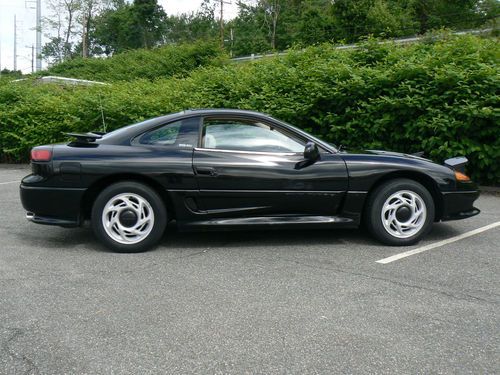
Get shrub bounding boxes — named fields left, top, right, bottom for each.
left=38, top=41, right=225, bottom=82
left=0, top=35, right=498, bottom=184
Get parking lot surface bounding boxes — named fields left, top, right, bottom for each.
left=1, top=165, right=499, bottom=374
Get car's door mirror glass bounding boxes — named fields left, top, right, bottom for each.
left=304, top=142, right=320, bottom=160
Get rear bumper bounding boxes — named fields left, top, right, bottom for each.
left=441, top=190, right=480, bottom=221
left=20, top=184, right=85, bottom=227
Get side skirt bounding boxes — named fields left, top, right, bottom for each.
left=177, top=215, right=358, bottom=232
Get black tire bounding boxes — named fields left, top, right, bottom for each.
left=91, top=181, right=167, bottom=253
left=364, top=178, right=435, bottom=246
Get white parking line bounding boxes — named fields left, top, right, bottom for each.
left=0, top=180, right=19, bottom=185
left=376, top=221, right=500, bottom=264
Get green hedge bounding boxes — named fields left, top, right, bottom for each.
left=38, top=41, right=225, bottom=82
left=0, top=35, right=498, bottom=184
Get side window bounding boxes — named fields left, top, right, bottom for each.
left=134, top=118, right=198, bottom=148
left=138, top=121, right=182, bottom=145
left=202, top=119, right=305, bottom=153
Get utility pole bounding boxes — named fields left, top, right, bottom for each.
left=14, top=15, right=17, bottom=71
left=36, top=0, right=42, bottom=71
left=31, top=44, right=35, bottom=73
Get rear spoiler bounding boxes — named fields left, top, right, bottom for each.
left=444, top=156, right=468, bottom=173
left=65, top=132, right=103, bottom=143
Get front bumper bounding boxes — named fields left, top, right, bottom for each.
left=441, top=190, right=480, bottom=221
left=20, top=183, right=85, bottom=227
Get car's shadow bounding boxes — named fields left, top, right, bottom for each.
left=16, top=222, right=372, bottom=252
left=15, top=220, right=463, bottom=253
left=420, top=222, right=463, bottom=240
left=160, top=223, right=370, bottom=249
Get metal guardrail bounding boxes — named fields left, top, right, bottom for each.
left=231, top=28, right=494, bottom=62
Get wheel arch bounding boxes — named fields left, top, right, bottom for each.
left=364, top=170, right=444, bottom=221
left=81, top=174, right=175, bottom=221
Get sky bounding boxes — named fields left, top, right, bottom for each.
left=0, top=0, right=239, bottom=73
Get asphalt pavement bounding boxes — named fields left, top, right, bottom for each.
left=0, top=165, right=499, bottom=374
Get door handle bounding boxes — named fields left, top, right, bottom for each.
left=195, top=166, right=218, bottom=177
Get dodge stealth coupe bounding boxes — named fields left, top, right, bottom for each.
left=20, top=109, right=480, bottom=252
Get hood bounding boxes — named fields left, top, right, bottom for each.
left=339, top=148, right=432, bottom=162
left=364, top=149, right=432, bottom=162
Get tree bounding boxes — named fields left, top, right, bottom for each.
left=133, top=0, right=168, bottom=48
left=92, top=3, right=138, bottom=53
left=366, top=0, right=418, bottom=37
left=42, top=0, right=496, bottom=63
left=409, top=0, right=485, bottom=32
left=42, top=0, right=110, bottom=62
left=80, top=0, right=100, bottom=57
left=295, top=0, right=336, bottom=45
left=92, top=0, right=167, bottom=53
left=262, top=0, right=282, bottom=49
left=164, top=3, right=218, bottom=44
left=42, top=0, right=80, bottom=63
left=229, top=1, right=269, bottom=55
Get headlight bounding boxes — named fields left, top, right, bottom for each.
left=455, top=170, right=471, bottom=182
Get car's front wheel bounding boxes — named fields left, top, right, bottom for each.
left=365, top=178, right=435, bottom=246
left=91, top=181, right=167, bottom=252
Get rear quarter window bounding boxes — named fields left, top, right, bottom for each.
left=132, top=118, right=199, bottom=149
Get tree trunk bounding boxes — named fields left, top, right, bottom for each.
left=82, top=8, right=91, bottom=57
left=82, top=13, right=88, bottom=57
left=65, top=10, right=72, bottom=45
left=271, top=0, right=280, bottom=50
left=271, top=14, right=277, bottom=49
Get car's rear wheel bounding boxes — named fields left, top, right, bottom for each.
left=91, top=181, right=166, bottom=252
left=365, top=178, right=435, bottom=246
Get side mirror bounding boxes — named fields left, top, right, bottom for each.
left=304, top=141, right=319, bottom=161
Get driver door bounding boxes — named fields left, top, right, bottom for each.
left=192, top=116, right=348, bottom=217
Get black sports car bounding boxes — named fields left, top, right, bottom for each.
left=20, top=109, right=480, bottom=252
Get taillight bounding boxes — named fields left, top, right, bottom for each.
left=31, top=149, right=52, bottom=161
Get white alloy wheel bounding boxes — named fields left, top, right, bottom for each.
left=102, top=192, right=155, bottom=244
left=380, top=190, right=427, bottom=239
